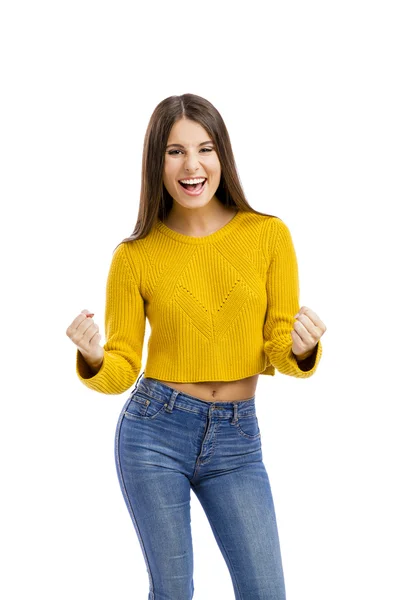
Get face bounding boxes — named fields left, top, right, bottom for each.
left=163, top=118, right=222, bottom=210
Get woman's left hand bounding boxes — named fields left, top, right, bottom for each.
left=291, top=306, right=327, bottom=360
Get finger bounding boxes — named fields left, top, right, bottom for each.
left=75, top=317, right=97, bottom=343
left=293, top=319, right=315, bottom=345
left=295, top=312, right=316, bottom=332
left=76, top=323, right=99, bottom=350
left=295, top=306, right=317, bottom=320
left=290, top=329, right=308, bottom=353
left=88, top=329, right=101, bottom=345
left=69, top=311, right=94, bottom=331
left=295, top=306, right=324, bottom=330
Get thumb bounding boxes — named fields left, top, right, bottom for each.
left=81, top=309, right=94, bottom=317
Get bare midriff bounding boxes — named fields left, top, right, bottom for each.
left=155, top=373, right=260, bottom=403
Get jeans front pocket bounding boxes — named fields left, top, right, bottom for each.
left=235, top=412, right=261, bottom=439
left=124, top=390, right=167, bottom=421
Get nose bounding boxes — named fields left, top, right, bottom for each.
left=184, top=153, right=200, bottom=173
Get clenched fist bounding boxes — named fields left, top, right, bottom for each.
left=291, top=306, right=327, bottom=360
left=66, top=309, right=104, bottom=369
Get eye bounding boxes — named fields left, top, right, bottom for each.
left=166, top=147, right=214, bottom=155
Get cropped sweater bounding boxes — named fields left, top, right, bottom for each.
left=76, top=209, right=323, bottom=394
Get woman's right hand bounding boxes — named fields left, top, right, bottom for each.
left=66, top=309, right=104, bottom=368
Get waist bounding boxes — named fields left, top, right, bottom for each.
left=153, top=374, right=260, bottom=403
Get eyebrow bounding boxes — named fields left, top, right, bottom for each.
left=166, top=140, right=214, bottom=149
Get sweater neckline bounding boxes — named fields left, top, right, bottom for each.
left=155, top=209, right=243, bottom=244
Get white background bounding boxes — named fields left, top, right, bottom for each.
left=1, top=1, right=399, bottom=598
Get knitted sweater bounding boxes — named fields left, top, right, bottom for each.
left=76, top=210, right=323, bottom=394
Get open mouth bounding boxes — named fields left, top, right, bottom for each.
left=178, top=179, right=207, bottom=192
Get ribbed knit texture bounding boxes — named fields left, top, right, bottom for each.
left=76, top=210, right=323, bottom=394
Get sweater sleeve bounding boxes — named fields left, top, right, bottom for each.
left=76, top=242, right=146, bottom=394
left=262, top=217, right=323, bottom=378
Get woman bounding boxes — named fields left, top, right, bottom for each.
left=67, top=93, right=326, bottom=599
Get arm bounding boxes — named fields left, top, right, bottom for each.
left=262, top=217, right=322, bottom=378
left=76, top=242, right=146, bottom=394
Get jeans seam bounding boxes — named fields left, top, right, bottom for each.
left=199, top=420, right=221, bottom=466
left=114, top=404, right=155, bottom=598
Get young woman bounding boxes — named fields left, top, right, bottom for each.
left=67, top=93, right=326, bottom=599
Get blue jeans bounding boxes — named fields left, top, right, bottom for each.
left=114, top=372, right=286, bottom=599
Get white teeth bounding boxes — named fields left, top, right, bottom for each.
left=179, top=178, right=206, bottom=184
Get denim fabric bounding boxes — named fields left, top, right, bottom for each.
left=114, top=372, right=286, bottom=599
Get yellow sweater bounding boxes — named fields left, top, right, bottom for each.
left=76, top=210, right=323, bottom=394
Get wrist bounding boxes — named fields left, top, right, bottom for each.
left=293, top=345, right=317, bottom=361
left=79, top=349, right=104, bottom=370
left=295, top=353, right=312, bottom=361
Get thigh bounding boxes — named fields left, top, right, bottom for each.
left=115, top=393, right=195, bottom=599
left=192, top=459, right=286, bottom=600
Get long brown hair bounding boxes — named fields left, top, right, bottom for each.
left=115, top=93, right=277, bottom=250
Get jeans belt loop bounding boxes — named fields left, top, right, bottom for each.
left=232, top=403, right=238, bottom=424
left=165, top=389, right=179, bottom=413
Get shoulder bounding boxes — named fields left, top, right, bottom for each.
left=257, top=213, right=293, bottom=236
left=255, top=214, right=296, bottom=259
left=109, top=239, right=147, bottom=283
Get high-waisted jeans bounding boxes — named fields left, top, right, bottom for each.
left=114, top=372, right=286, bottom=600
